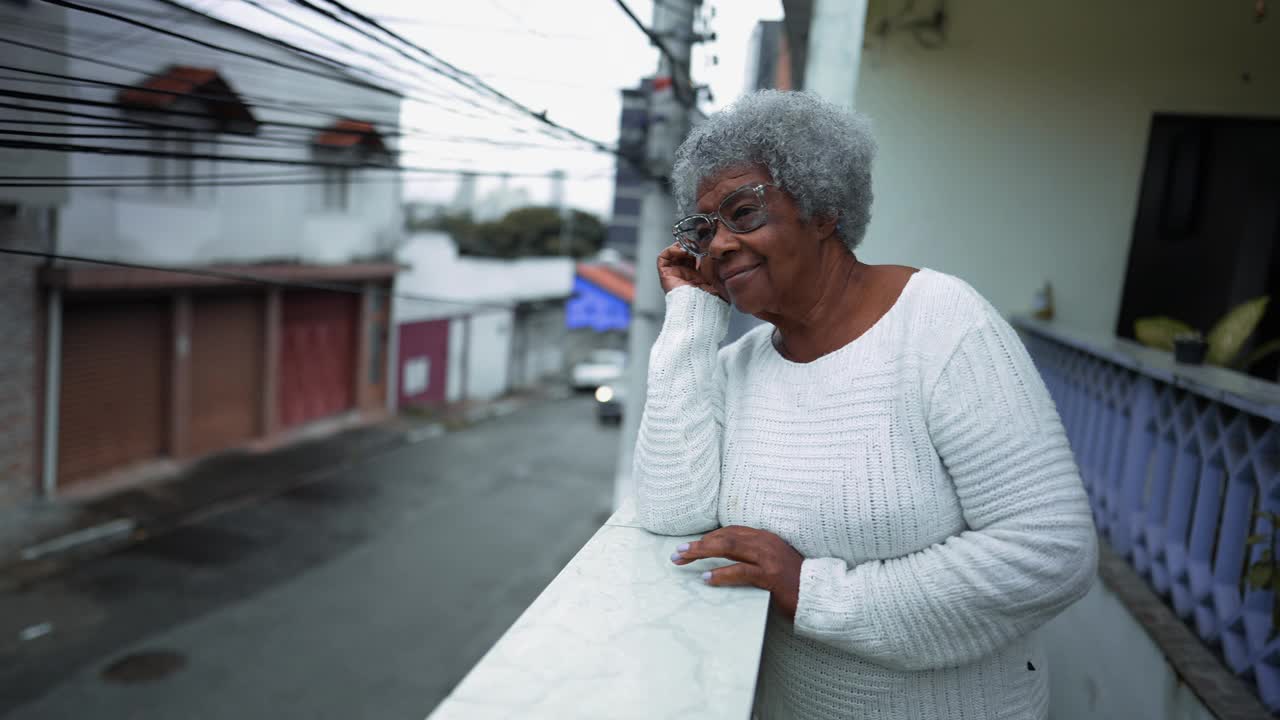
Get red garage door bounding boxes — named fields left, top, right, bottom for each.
left=397, top=318, right=449, bottom=407
left=277, top=291, right=357, bottom=429
left=189, top=294, right=264, bottom=456
left=58, top=299, right=170, bottom=485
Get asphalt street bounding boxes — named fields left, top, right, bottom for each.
left=0, top=395, right=619, bottom=720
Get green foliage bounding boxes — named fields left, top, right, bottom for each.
left=406, top=205, right=605, bottom=259
left=1245, top=511, right=1280, bottom=636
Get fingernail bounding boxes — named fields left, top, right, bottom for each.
left=676, top=543, right=690, bottom=552
left=701, top=571, right=712, bottom=583
left=669, top=552, right=683, bottom=563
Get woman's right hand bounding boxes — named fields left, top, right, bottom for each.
left=658, top=243, right=726, bottom=301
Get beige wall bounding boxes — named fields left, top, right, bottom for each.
left=852, top=0, right=1280, bottom=335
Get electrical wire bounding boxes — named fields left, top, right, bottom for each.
left=35, top=0, right=398, bottom=97
left=9, top=4, right=637, bottom=166
left=228, top=0, right=538, bottom=129
left=0, top=246, right=527, bottom=312
left=611, top=0, right=698, bottom=108
left=0, top=65, right=609, bottom=152
left=298, top=0, right=627, bottom=160
left=0, top=136, right=613, bottom=178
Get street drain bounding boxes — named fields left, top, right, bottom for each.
left=100, top=650, right=186, bottom=684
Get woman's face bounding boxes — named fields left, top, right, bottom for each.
left=694, top=166, right=832, bottom=317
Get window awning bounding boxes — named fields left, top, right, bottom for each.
left=312, top=119, right=392, bottom=165
left=115, top=65, right=259, bottom=135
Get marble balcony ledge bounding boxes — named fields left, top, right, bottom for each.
left=1013, top=315, right=1280, bottom=423
left=426, top=501, right=771, bottom=720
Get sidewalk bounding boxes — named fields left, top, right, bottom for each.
left=0, top=384, right=571, bottom=591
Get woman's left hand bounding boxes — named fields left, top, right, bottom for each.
left=670, top=525, right=805, bottom=620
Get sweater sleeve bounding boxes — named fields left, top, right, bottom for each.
left=793, top=308, right=1098, bottom=672
left=633, top=286, right=732, bottom=536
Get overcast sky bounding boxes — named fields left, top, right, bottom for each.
left=215, top=0, right=784, bottom=217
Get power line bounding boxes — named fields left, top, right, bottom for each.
left=0, top=246, right=525, bottom=313
left=0, top=33, right=413, bottom=124
left=230, top=0, right=538, bottom=130
left=611, top=0, right=698, bottom=108
left=147, top=0, right=600, bottom=148
left=302, top=0, right=627, bottom=159
left=35, top=0, right=399, bottom=97
left=0, top=65, right=607, bottom=153
left=0, top=136, right=607, bottom=178
left=0, top=12, right=614, bottom=151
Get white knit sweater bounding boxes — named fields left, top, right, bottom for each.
left=633, top=269, right=1097, bottom=720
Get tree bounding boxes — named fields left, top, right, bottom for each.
left=408, top=205, right=605, bottom=259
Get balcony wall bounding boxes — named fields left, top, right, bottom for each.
left=1018, top=316, right=1279, bottom=718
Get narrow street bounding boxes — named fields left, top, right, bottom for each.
left=0, top=396, right=619, bottom=720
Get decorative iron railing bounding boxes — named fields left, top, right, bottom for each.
left=1016, top=317, right=1280, bottom=710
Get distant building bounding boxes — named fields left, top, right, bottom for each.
left=394, top=232, right=574, bottom=409
left=604, top=82, right=650, bottom=260
left=564, top=260, right=634, bottom=369
left=745, top=20, right=795, bottom=92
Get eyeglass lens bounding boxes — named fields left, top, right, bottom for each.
left=674, top=185, right=766, bottom=252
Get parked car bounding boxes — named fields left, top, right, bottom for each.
left=594, top=383, right=625, bottom=425
left=571, top=349, right=627, bottom=391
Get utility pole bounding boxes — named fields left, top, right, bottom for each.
left=550, top=169, right=572, bottom=255
left=612, top=0, right=700, bottom=510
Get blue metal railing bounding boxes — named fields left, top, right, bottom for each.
left=1021, top=328, right=1280, bottom=710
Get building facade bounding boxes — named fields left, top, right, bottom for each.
left=0, top=0, right=403, bottom=502
left=394, top=231, right=573, bottom=409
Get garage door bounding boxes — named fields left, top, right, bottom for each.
left=189, top=294, right=263, bottom=457
left=58, top=299, right=170, bottom=485
left=277, top=291, right=357, bottom=429
left=397, top=318, right=449, bottom=407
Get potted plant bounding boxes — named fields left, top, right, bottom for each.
left=1136, top=296, right=1278, bottom=372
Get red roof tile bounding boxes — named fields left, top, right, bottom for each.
left=313, top=119, right=387, bottom=154
left=577, top=263, right=635, bottom=303
left=116, top=66, right=220, bottom=110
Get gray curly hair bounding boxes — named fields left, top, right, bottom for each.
left=671, top=90, right=876, bottom=251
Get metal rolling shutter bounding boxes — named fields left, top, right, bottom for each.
left=277, top=291, right=357, bottom=429
left=58, top=299, right=170, bottom=486
left=189, top=294, right=264, bottom=457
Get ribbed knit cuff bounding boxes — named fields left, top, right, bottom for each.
left=794, top=557, right=879, bottom=653
left=662, top=286, right=731, bottom=346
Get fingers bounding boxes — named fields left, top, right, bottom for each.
left=669, top=526, right=758, bottom=565
left=702, top=562, right=764, bottom=588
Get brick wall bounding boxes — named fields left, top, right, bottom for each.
left=0, top=208, right=47, bottom=507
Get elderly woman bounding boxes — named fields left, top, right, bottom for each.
left=633, top=90, right=1097, bottom=719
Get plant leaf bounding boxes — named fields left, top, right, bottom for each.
left=1262, top=549, right=1274, bottom=563
left=1241, top=338, right=1280, bottom=371
left=1135, top=316, right=1196, bottom=352
left=1207, top=296, right=1270, bottom=366
left=1247, top=534, right=1270, bottom=545
left=1249, top=562, right=1274, bottom=588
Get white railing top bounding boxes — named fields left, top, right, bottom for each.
left=1013, top=315, right=1280, bottom=423
left=426, top=501, right=771, bottom=720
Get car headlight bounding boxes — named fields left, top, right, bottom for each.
left=595, top=385, right=614, bottom=403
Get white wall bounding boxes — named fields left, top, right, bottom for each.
left=847, top=0, right=1280, bottom=335
left=395, top=231, right=573, bottom=323
left=393, top=231, right=572, bottom=403
left=1043, top=576, right=1214, bottom=720
left=43, top=0, right=402, bottom=265
left=464, top=310, right=513, bottom=402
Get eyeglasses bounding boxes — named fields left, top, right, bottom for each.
left=671, top=183, right=774, bottom=258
